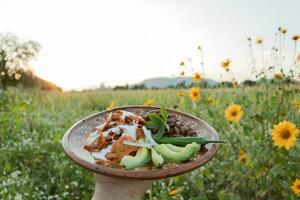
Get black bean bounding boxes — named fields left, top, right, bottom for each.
left=169, top=123, right=175, bottom=127
left=168, top=118, right=176, bottom=123
left=174, top=127, right=180, bottom=135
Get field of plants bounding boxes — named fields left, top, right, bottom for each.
left=0, top=83, right=299, bottom=199
left=1, top=27, right=300, bottom=199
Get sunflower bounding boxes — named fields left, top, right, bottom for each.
left=292, top=35, right=300, bottom=41
left=177, top=90, right=184, bottom=98
left=280, top=28, right=287, bottom=34
left=225, top=104, right=243, bottom=123
left=192, top=72, right=202, bottom=81
left=271, top=120, right=299, bottom=150
left=180, top=71, right=185, bottom=76
left=221, top=59, right=231, bottom=71
left=180, top=61, right=185, bottom=66
left=107, top=102, right=115, bottom=110
left=274, top=73, right=283, bottom=79
left=207, top=96, right=214, bottom=104
left=144, top=99, right=155, bottom=107
left=291, top=179, right=300, bottom=195
left=189, top=87, right=201, bottom=102
left=239, top=149, right=247, bottom=162
left=256, top=39, right=263, bottom=44
left=290, top=100, right=300, bottom=110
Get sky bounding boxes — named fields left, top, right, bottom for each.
left=0, top=0, right=299, bottom=90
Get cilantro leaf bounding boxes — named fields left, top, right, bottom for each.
left=156, top=124, right=166, bottom=140
left=145, top=121, right=159, bottom=129
left=160, top=105, right=168, bottom=122
left=148, top=113, right=165, bottom=126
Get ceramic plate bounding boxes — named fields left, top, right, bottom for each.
left=62, top=106, right=220, bottom=180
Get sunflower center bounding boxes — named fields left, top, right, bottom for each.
left=231, top=110, right=237, bottom=116
left=297, top=184, right=300, bottom=190
left=193, top=92, right=198, bottom=96
left=280, top=130, right=290, bottom=139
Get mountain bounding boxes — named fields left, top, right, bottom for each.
left=137, top=77, right=218, bottom=88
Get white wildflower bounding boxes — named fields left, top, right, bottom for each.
left=14, top=193, right=22, bottom=200
left=10, top=171, right=21, bottom=179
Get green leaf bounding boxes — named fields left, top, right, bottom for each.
left=160, top=105, right=168, bottom=122
left=156, top=124, right=166, bottom=139
left=148, top=113, right=165, bottom=126
left=145, top=121, right=159, bottom=129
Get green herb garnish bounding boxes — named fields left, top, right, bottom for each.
left=145, top=105, right=168, bottom=140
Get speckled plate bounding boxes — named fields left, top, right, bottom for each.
left=62, top=106, right=220, bottom=180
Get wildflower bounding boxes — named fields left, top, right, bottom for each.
left=225, top=104, right=243, bottom=123
left=290, top=100, right=300, bottom=110
left=292, top=35, right=300, bottom=41
left=207, top=96, right=214, bottom=104
left=291, top=179, right=300, bottom=195
left=274, top=73, right=283, bottom=79
left=280, top=28, right=287, bottom=34
left=192, top=72, right=202, bottom=81
left=177, top=90, right=184, bottom=97
left=180, top=61, right=185, bottom=66
left=271, top=120, right=299, bottom=150
left=15, top=73, right=21, bottom=80
left=0, top=71, right=5, bottom=76
left=221, top=59, right=231, bottom=71
left=256, top=39, right=263, bottom=45
left=180, top=71, right=185, bottom=76
left=189, top=87, right=201, bottom=102
left=239, top=149, right=247, bottom=162
left=144, top=99, right=155, bottom=106
left=107, top=102, right=115, bottom=110
left=169, top=189, right=177, bottom=196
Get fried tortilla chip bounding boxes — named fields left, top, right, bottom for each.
left=111, top=110, right=124, bottom=121
left=136, top=127, right=145, bottom=140
left=84, top=132, right=106, bottom=152
left=106, top=135, right=139, bottom=163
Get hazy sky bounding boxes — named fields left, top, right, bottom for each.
left=1, top=0, right=299, bottom=90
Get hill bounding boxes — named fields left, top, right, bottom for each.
left=138, top=77, right=218, bottom=88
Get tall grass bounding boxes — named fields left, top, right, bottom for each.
left=0, top=84, right=299, bottom=199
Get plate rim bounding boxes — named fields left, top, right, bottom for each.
left=62, top=105, right=220, bottom=180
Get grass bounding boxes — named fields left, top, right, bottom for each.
left=0, top=85, right=299, bottom=199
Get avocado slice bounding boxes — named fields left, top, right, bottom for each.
left=120, top=147, right=151, bottom=170
left=154, top=142, right=200, bottom=162
left=165, top=144, right=185, bottom=152
left=151, top=148, right=164, bottom=167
